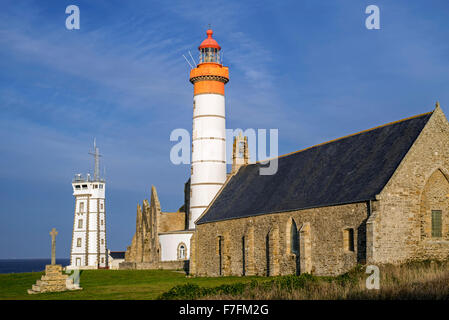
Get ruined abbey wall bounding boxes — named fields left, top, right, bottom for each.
left=123, top=186, right=186, bottom=269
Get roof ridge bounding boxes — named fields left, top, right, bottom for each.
left=253, top=110, right=433, bottom=165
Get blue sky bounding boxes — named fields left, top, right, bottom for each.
left=0, top=0, right=448, bottom=258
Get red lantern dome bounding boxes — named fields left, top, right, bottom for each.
left=198, top=29, right=221, bottom=50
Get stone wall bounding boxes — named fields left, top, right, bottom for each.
left=158, top=211, right=186, bottom=233
left=191, top=202, right=369, bottom=277
left=368, top=106, right=449, bottom=264
left=119, top=260, right=188, bottom=271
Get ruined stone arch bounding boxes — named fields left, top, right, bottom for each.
left=419, top=168, right=449, bottom=240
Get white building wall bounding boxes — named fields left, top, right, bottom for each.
left=159, top=233, right=192, bottom=262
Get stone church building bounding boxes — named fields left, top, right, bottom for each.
left=190, top=105, right=449, bottom=276
left=121, top=29, right=448, bottom=276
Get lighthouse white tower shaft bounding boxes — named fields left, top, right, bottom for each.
left=190, top=94, right=227, bottom=228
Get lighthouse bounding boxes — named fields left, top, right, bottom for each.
left=189, top=29, right=229, bottom=229
left=68, top=140, right=108, bottom=269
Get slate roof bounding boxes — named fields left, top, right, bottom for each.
left=109, top=251, right=126, bottom=259
left=197, top=111, right=433, bottom=224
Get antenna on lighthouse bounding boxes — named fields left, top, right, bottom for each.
left=88, top=138, right=102, bottom=181
left=188, top=50, right=197, bottom=66
left=182, top=54, right=194, bottom=69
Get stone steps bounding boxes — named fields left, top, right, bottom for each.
left=36, top=280, right=48, bottom=286
left=32, top=284, right=41, bottom=292
left=28, top=264, right=82, bottom=294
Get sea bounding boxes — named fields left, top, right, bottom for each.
left=0, top=259, right=70, bottom=274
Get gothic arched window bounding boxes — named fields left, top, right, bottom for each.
left=178, top=243, right=187, bottom=260
left=290, top=220, right=299, bottom=255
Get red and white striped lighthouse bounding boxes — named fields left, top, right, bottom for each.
left=189, top=29, right=229, bottom=229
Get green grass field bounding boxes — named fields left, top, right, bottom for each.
left=0, top=269, right=262, bottom=300
left=1, top=260, right=448, bottom=300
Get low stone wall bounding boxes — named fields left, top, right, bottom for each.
left=119, top=260, right=189, bottom=272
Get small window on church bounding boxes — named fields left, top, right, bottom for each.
left=79, top=202, right=84, bottom=213
left=343, top=228, right=354, bottom=252
left=77, top=238, right=82, bottom=247
left=99, top=184, right=103, bottom=189
left=101, top=219, right=104, bottom=226
left=101, top=257, right=104, bottom=263
left=78, top=219, right=83, bottom=229
left=191, top=166, right=194, bottom=175
left=75, top=185, right=81, bottom=189
left=432, top=210, right=442, bottom=238
left=101, top=203, right=104, bottom=210
left=82, top=184, right=88, bottom=189
left=101, top=239, right=104, bottom=245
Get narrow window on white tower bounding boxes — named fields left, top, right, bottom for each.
left=101, top=239, right=104, bottom=245
left=191, top=166, right=194, bottom=176
left=78, top=219, right=83, bottom=229
left=77, top=238, right=82, bottom=247
left=101, top=203, right=104, bottom=210
left=101, top=219, right=104, bottom=226
left=79, top=202, right=84, bottom=213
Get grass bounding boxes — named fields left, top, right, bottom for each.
left=196, top=260, right=449, bottom=300
left=1, top=260, right=448, bottom=300
left=0, top=269, right=262, bottom=300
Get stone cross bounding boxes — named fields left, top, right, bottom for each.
left=49, top=228, right=58, bottom=265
